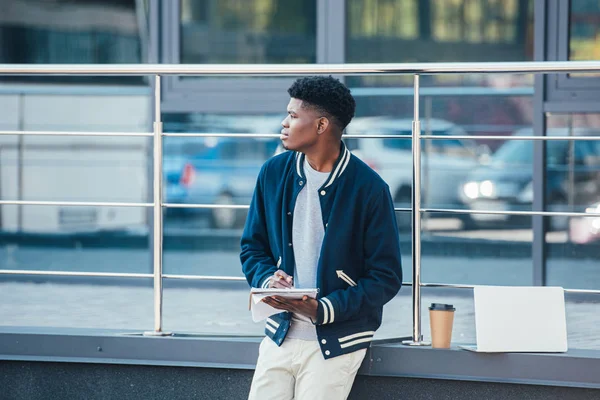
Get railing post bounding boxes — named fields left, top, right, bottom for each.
left=403, top=74, right=429, bottom=346
left=145, top=75, right=170, bottom=336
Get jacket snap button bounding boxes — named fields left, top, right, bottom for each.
left=299, top=181, right=304, bottom=186
left=321, top=339, right=327, bottom=345
left=320, top=190, right=326, bottom=195
left=325, top=350, right=331, bottom=356
left=288, top=243, right=293, bottom=247
left=287, top=212, right=292, bottom=216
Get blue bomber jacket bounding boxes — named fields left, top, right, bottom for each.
left=240, top=142, right=403, bottom=359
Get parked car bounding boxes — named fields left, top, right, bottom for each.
left=163, top=135, right=280, bottom=229
left=344, top=117, right=486, bottom=229
left=459, top=128, right=600, bottom=230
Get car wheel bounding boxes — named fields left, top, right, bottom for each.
left=211, top=193, right=238, bottom=229
left=394, top=189, right=412, bottom=231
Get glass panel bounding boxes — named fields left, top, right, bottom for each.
left=345, top=99, right=533, bottom=214
left=545, top=113, right=600, bottom=290
left=180, top=0, right=317, bottom=64
left=163, top=281, right=264, bottom=335
left=162, top=114, right=282, bottom=231
left=346, top=0, right=533, bottom=88
left=0, top=0, right=148, bottom=84
left=420, top=289, right=600, bottom=349
left=0, top=136, right=150, bottom=205
left=0, top=282, right=153, bottom=330
left=568, top=0, right=600, bottom=77
left=0, top=212, right=150, bottom=273
left=569, top=0, right=600, bottom=62
left=421, top=212, right=533, bottom=286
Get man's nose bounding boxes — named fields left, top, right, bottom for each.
left=281, top=116, right=289, bottom=127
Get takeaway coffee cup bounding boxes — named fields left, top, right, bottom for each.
left=429, top=303, right=455, bottom=349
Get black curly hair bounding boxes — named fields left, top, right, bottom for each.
left=287, top=76, right=356, bottom=132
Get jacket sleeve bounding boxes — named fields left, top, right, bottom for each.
left=240, top=163, right=277, bottom=289
left=314, top=186, right=403, bottom=325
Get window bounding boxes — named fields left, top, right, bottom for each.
left=547, top=0, right=600, bottom=100
left=180, top=0, right=317, bottom=65
left=568, top=0, right=600, bottom=63
left=0, top=0, right=149, bottom=84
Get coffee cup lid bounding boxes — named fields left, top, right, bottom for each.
left=429, top=303, right=455, bottom=311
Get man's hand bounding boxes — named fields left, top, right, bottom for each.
left=269, top=270, right=293, bottom=289
left=262, top=295, right=318, bottom=321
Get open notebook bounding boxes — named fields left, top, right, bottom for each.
left=249, top=288, right=318, bottom=322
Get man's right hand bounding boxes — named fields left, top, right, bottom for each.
left=269, top=270, right=293, bottom=289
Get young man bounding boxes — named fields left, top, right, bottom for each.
left=241, top=76, right=403, bottom=400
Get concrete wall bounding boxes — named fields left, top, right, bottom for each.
left=1, top=361, right=598, bottom=400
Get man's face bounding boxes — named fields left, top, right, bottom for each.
left=280, top=98, right=321, bottom=152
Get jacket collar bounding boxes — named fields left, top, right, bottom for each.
left=294, top=142, right=351, bottom=188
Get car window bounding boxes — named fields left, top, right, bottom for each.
left=381, top=129, right=412, bottom=150
left=219, top=140, right=278, bottom=161
left=492, top=138, right=600, bottom=167
left=163, top=138, right=210, bottom=157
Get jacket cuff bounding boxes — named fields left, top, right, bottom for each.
left=260, top=276, right=272, bottom=289
left=314, top=297, right=336, bottom=325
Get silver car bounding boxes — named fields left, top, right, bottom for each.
left=345, top=117, right=484, bottom=229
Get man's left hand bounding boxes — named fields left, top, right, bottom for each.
left=262, top=295, right=318, bottom=321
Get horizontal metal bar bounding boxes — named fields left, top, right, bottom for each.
left=162, top=274, right=246, bottom=281
left=423, top=208, right=600, bottom=218
left=0, top=200, right=153, bottom=207
left=351, top=86, right=533, bottom=97
left=163, top=133, right=281, bottom=138
left=162, top=205, right=600, bottom=217
left=163, top=203, right=249, bottom=210
left=421, top=135, right=600, bottom=141
left=0, top=84, right=151, bottom=96
left=0, top=130, right=153, bottom=137
left=2, top=270, right=596, bottom=295
left=164, top=133, right=413, bottom=140
left=163, top=133, right=600, bottom=141
left=0, top=84, right=531, bottom=97
left=421, top=282, right=600, bottom=294
left=2, top=61, right=600, bottom=76
left=0, top=270, right=153, bottom=278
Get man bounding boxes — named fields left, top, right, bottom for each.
left=241, top=76, right=403, bottom=400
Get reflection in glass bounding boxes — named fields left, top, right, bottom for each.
left=180, top=0, right=316, bottom=64
left=0, top=135, right=149, bottom=204
left=345, top=117, right=481, bottom=213
left=420, top=212, right=533, bottom=286
left=346, top=0, right=533, bottom=88
left=0, top=204, right=149, bottom=284
left=569, top=0, right=600, bottom=62
left=163, top=114, right=282, bottom=230
left=0, top=0, right=148, bottom=84
left=0, top=282, right=153, bottom=330
left=546, top=113, right=600, bottom=290
left=163, top=282, right=263, bottom=335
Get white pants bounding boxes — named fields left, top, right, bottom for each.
left=248, top=337, right=366, bottom=400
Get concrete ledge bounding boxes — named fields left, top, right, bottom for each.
left=1, top=327, right=599, bottom=390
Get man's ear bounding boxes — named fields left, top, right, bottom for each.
left=317, top=117, right=330, bottom=135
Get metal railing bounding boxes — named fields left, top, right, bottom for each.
left=2, top=62, right=600, bottom=342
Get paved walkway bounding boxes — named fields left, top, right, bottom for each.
left=1, top=282, right=598, bottom=350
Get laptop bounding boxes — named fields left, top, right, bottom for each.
left=460, top=286, right=568, bottom=353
